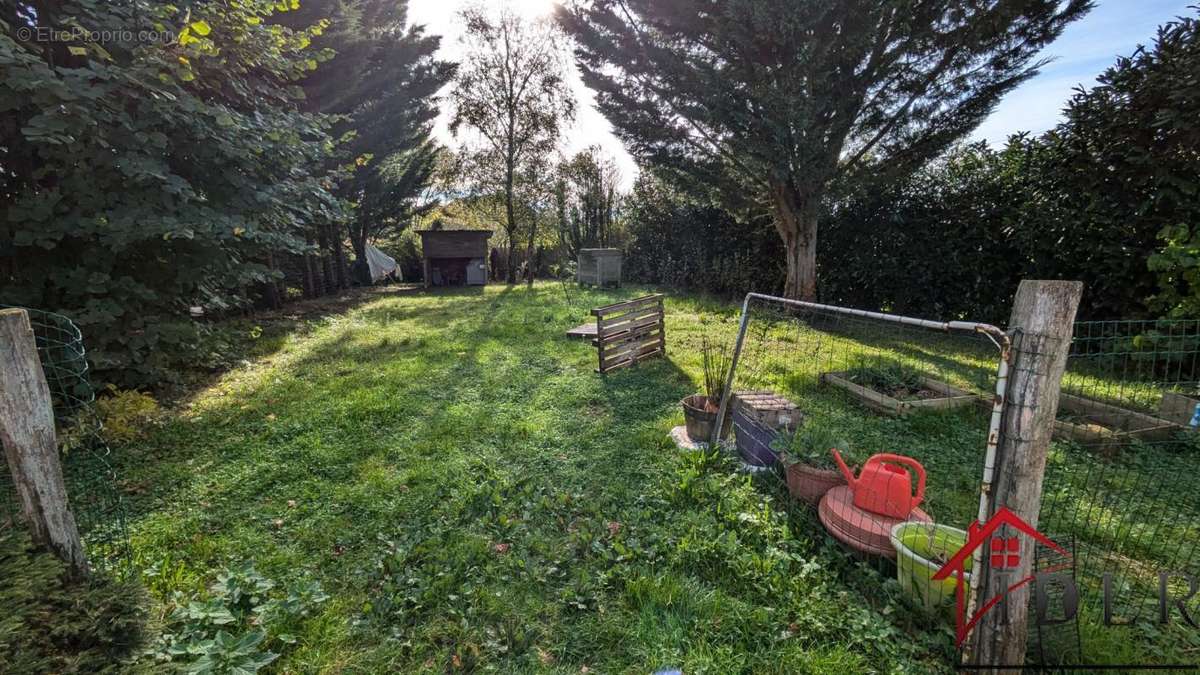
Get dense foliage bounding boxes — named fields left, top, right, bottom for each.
left=625, top=10, right=1200, bottom=322
left=624, top=171, right=781, bottom=296
left=0, top=529, right=145, bottom=673
left=560, top=0, right=1088, bottom=300
left=1, top=0, right=343, bottom=386
left=285, top=0, right=453, bottom=284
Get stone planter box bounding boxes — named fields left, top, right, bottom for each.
left=820, top=371, right=977, bottom=416
left=1054, top=392, right=1187, bottom=448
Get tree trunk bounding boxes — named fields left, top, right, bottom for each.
left=771, top=180, right=819, bottom=301
left=524, top=219, right=537, bottom=288
left=505, top=169, right=518, bottom=285
left=317, top=225, right=334, bottom=295
left=967, top=280, right=1082, bottom=671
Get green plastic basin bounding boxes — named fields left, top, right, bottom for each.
left=890, top=522, right=971, bottom=615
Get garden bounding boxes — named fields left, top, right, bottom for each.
left=6, top=0, right=1200, bottom=671
left=5, top=283, right=1198, bottom=672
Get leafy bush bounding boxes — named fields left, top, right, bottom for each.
left=0, top=0, right=343, bottom=388
left=624, top=171, right=785, bottom=297
left=96, top=389, right=161, bottom=445
left=0, top=529, right=146, bottom=673
left=145, top=562, right=328, bottom=674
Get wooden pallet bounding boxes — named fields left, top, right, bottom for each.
left=591, top=294, right=666, bottom=373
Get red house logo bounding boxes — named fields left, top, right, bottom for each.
left=932, top=507, right=1071, bottom=646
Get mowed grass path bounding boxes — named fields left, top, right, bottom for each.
left=118, top=283, right=964, bottom=673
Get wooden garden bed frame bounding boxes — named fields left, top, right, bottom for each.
left=1053, top=392, right=1187, bottom=446
left=592, top=294, right=666, bottom=373
left=820, top=371, right=977, bottom=416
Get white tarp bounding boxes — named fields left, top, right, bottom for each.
left=364, top=243, right=399, bottom=283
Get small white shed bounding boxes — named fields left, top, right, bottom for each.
left=577, top=248, right=622, bottom=288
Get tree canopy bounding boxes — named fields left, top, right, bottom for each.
left=285, top=0, right=454, bottom=280
left=2, top=0, right=342, bottom=385
left=559, top=0, right=1090, bottom=299
left=449, top=3, right=576, bottom=284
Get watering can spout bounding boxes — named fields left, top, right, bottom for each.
left=831, top=448, right=856, bottom=487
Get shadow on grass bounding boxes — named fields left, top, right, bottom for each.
left=116, top=283, right=695, bottom=586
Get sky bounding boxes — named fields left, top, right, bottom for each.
left=407, top=0, right=1195, bottom=189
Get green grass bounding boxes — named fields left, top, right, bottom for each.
left=111, top=282, right=1200, bottom=672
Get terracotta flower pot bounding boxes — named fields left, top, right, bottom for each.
left=783, top=455, right=847, bottom=505
left=681, top=394, right=730, bottom=444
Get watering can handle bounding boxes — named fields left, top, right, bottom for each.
left=831, top=448, right=855, bottom=486
left=871, top=453, right=926, bottom=506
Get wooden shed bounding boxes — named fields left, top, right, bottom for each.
left=417, top=230, right=491, bottom=288
left=577, top=248, right=622, bottom=287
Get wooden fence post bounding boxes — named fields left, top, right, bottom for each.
left=967, top=280, right=1081, bottom=670
left=0, top=308, right=88, bottom=577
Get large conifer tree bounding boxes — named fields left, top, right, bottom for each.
left=287, top=0, right=454, bottom=282
left=559, top=0, right=1089, bottom=299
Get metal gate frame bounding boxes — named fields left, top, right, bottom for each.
left=710, top=292, right=1013, bottom=642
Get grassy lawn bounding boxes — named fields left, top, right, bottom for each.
left=113, top=282, right=1200, bottom=673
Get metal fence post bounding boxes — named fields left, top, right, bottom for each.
left=0, top=308, right=89, bottom=577
left=712, top=293, right=753, bottom=443
left=966, top=280, right=1082, bottom=670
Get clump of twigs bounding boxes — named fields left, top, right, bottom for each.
left=701, top=336, right=733, bottom=410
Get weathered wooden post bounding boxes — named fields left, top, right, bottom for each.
left=0, top=308, right=88, bottom=576
left=967, top=280, right=1081, bottom=670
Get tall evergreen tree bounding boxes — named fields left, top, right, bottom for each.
left=286, top=0, right=454, bottom=284
left=559, top=0, right=1089, bottom=299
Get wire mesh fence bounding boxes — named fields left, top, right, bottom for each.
left=1038, top=319, right=1200, bottom=661
left=705, top=294, right=1007, bottom=638
left=708, top=294, right=1200, bottom=667
left=0, top=305, right=131, bottom=575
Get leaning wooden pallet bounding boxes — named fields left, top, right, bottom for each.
left=591, top=294, right=666, bottom=373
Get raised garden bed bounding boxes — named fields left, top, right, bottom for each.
left=820, top=369, right=976, bottom=416
left=1159, top=391, right=1200, bottom=427
left=1054, top=392, right=1187, bottom=448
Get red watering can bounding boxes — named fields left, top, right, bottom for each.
left=831, top=450, right=926, bottom=519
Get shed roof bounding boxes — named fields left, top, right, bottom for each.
left=417, top=229, right=492, bottom=259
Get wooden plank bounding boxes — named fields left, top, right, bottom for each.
left=566, top=322, right=597, bottom=339
left=591, top=295, right=666, bottom=373
left=601, top=342, right=664, bottom=368
left=598, top=322, right=661, bottom=347
left=600, top=329, right=663, bottom=351
left=600, top=321, right=662, bottom=348
left=600, top=343, right=665, bottom=372
left=0, top=309, right=88, bottom=577
left=822, top=372, right=976, bottom=416
left=600, top=336, right=664, bottom=362
left=821, top=372, right=905, bottom=415
left=594, top=294, right=661, bottom=316
left=601, top=337, right=665, bottom=363
left=592, top=294, right=663, bottom=317
left=599, top=306, right=663, bottom=330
